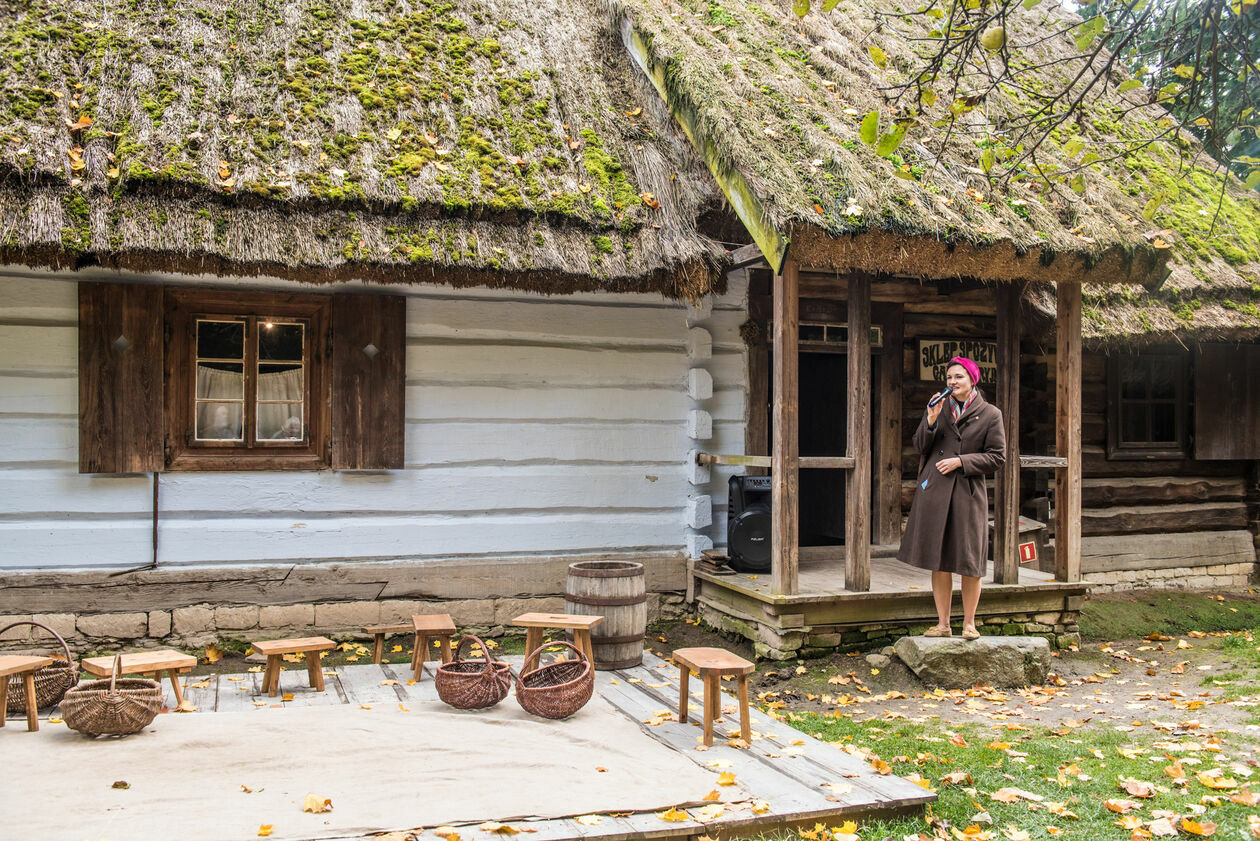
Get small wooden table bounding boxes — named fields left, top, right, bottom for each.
left=0, top=655, right=54, bottom=731
left=251, top=637, right=336, bottom=697
left=82, top=649, right=197, bottom=708
left=512, top=613, right=603, bottom=671
left=410, top=614, right=457, bottom=680
left=673, top=647, right=754, bottom=746
left=362, top=624, right=412, bottom=664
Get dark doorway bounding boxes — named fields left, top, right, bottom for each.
left=799, top=352, right=847, bottom=546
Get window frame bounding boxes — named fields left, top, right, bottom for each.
left=164, top=288, right=331, bottom=471
left=1106, top=350, right=1189, bottom=460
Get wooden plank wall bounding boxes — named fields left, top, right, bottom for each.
left=0, top=269, right=749, bottom=571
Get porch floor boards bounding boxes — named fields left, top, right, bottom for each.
left=20, top=652, right=932, bottom=840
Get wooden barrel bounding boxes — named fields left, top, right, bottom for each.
left=565, top=561, right=646, bottom=670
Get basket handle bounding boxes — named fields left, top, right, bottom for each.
left=524, top=639, right=588, bottom=670
left=453, top=635, right=498, bottom=675
left=0, top=620, right=74, bottom=666
left=108, top=654, right=124, bottom=694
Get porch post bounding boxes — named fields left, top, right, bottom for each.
left=1054, top=282, right=1082, bottom=582
left=993, top=282, right=1022, bottom=584
left=771, top=258, right=800, bottom=595
left=845, top=271, right=872, bottom=592
left=873, top=303, right=904, bottom=546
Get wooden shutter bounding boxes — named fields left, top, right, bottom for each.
left=331, top=293, right=406, bottom=469
left=78, top=282, right=164, bottom=473
left=1195, top=343, right=1260, bottom=460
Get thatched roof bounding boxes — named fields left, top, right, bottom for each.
left=0, top=0, right=727, bottom=297
left=609, top=0, right=1259, bottom=290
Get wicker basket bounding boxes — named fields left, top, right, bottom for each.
left=1, top=620, right=78, bottom=713
left=61, top=654, right=164, bottom=737
left=434, top=635, right=512, bottom=710
left=515, top=640, right=594, bottom=720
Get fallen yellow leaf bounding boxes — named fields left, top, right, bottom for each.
left=477, top=822, right=521, bottom=834
left=302, top=793, right=332, bottom=814
left=258, top=826, right=273, bottom=837
left=574, top=815, right=602, bottom=826
left=702, top=790, right=721, bottom=801
left=658, top=807, right=690, bottom=822
left=717, top=771, right=736, bottom=786
left=175, top=699, right=197, bottom=713
left=1181, top=818, right=1217, bottom=836
left=205, top=644, right=223, bottom=664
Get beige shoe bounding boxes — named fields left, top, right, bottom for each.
left=923, top=625, right=952, bottom=637
left=961, top=626, right=981, bottom=640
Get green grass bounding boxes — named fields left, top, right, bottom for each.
left=767, top=711, right=1260, bottom=840
left=1080, top=592, right=1260, bottom=641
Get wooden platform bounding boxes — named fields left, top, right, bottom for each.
left=694, top=554, right=1088, bottom=652
left=19, top=652, right=932, bottom=840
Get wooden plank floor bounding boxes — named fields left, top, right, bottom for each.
left=28, top=652, right=933, bottom=840
left=700, top=555, right=1084, bottom=606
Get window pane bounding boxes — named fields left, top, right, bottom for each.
left=197, top=320, right=244, bottom=360
left=1150, top=403, right=1177, bottom=443
left=258, top=404, right=304, bottom=441
left=259, top=322, right=304, bottom=361
left=799, top=324, right=825, bottom=342
left=1121, top=403, right=1147, bottom=443
left=257, top=363, right=303, bottom=401
left=1149, top=359, right=1177, bottom=399
left=196, top=363, right=243, bottom=400
left=196, top=402, right=243, bottom=441
left=1120, top=359, right=1147, bottom=399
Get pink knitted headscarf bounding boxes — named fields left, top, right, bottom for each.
left=947, top=356, right=982, bottom=386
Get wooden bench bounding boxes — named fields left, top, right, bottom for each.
left=512, top=613, right=603, bottom=672
left=82, top=649, right=197, bottom=708
left=362, top=624, right=412, bottom=664
left=250, top=637, right=336, bottom=697
left=673, top=647, right=754, bottom=746
left=410, top=614, right=456, bottom=680
left=0, top=655, right=54, bottom=731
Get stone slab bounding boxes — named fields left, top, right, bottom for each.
left=893, top=635, right=1051, bottom=688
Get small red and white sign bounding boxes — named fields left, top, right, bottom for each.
left=1019, top=541, right=1038, bottom=564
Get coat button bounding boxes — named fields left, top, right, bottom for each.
left=938, top=450, right=944, bottom=455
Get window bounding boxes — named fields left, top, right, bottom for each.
left=1107, top=352, right=1188, bottom=458
left=165, top=288, right=330, bottom=470
left=78, top=283, right=406, bottom=473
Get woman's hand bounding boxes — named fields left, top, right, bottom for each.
left=926, top=398, right=943, bottom=426
left=935, top=457, right=962, bottom=475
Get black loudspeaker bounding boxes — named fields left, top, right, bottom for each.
left=727, top=475, right=772, bottom=573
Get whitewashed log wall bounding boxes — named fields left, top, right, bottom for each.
left=0, top=267, right=749, bottom=571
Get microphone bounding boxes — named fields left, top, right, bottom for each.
left=927, top=386, right=952, bottom=408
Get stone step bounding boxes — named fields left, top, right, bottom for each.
left=893, top=634, right=1051, bottom=688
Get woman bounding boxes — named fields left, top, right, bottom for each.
left=897, top=357, right=1006, bottom=639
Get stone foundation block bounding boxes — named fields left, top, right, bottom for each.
left=215, top=605, right=260, bottom=631
left=377, top=600, right=433, bottom=625
left=491, top=597, right=562, bottom=626
left=314, top=601, right=382, bottom=629
left=148, top=611, right=171, bottom=638
left=259, top=604, right=315, bottom=629
left=31, top=613, right=75, bottom=640
left=0, top=616, right=33, bottom=640
left=894, top=635, right=1051, bottom=688
left=173, top=606, right=215, bottom=635
left=77, top=612, right=147, bottom=639
left=1057, top=632, right=1081, bottom=650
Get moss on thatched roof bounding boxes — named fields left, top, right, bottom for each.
left=0, top=0, right=725, bottom=297
left=610, top=0, right=1259, bottom=289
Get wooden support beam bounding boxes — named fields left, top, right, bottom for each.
left=730, top=243, right=770, bottom=269
left=771, top=259, right=800, bottom=595
left=993, top=283, right=1022, bottom=584
left=845, top=272, right=872, bottom=592
left=874, top=304, right=904, bottom=545
left=1055, top=282, right=1083, bottom=583
left=698, top=453, right=855, bottom=469
left=1020, top=455, right=1069, bottom=469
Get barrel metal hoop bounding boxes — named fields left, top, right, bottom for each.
left=597, top=657, right=645, bottom=670
left=565, top=593, right=647, bottom=607
left=592, top=632, right=646, bottom=645
left=567, top=564, right=645, bottom=579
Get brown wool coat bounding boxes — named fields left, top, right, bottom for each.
left=897, top=391, right=1006, bottom=578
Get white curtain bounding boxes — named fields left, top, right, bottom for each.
left=195, top=365, right=303, bottom=439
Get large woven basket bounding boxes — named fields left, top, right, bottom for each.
left=61, top=654, right=164, bottom=737
left=515, top=640, right=594, bottom=720
left=434, top=635, right=512, bottom=710
left=1, top=620, right=78, bottom=713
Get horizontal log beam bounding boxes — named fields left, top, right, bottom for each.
left=1020, top=455, right=1069, bottom=469
left=697, top=453, right=855, bottom=469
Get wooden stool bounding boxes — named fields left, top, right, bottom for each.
left=251, top=637, right=336, bottom=697
left=410, top=614, right=456, bottom=680
left=512, top=613, right=603, bottom=671
left=82, top=649, right=197, bottom=708
left=673, top=647, right=754, bottom=746
left=362, top=624, right=412, bottom=664
left=0, top=655, right=54, bottom=731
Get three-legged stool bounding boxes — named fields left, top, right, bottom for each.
left=672, top=647, right=753, bottom=746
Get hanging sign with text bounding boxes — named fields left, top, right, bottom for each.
left=918, top=339, right=997, bottom=383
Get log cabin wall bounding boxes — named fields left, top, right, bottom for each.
left=0, top=267, right=751, bottom=648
